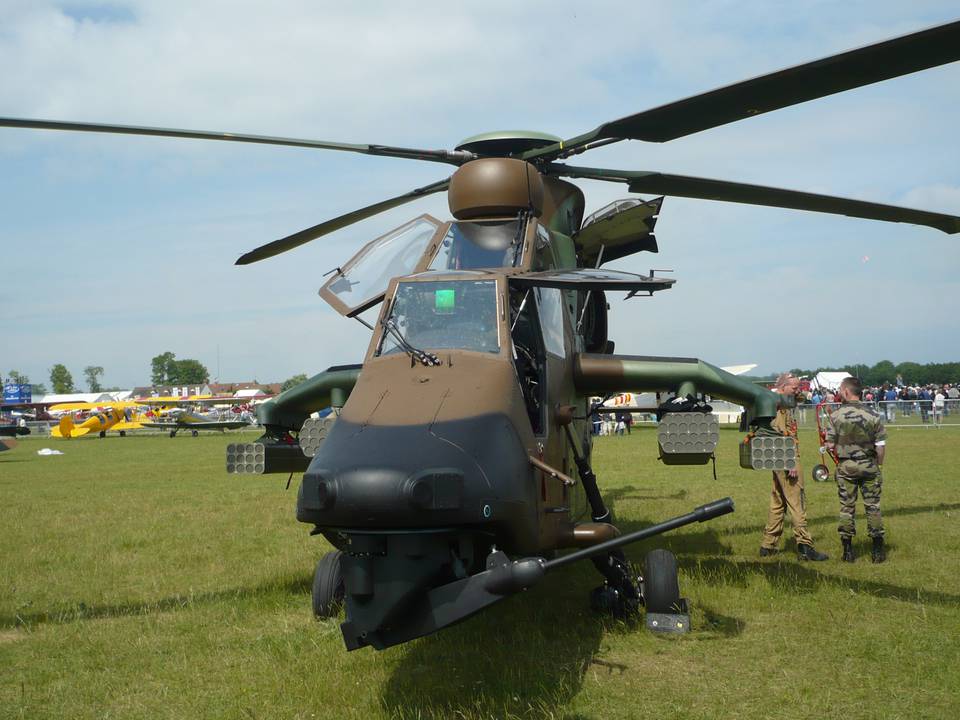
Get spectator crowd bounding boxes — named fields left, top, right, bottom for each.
left=806, top=382, right=959, bottom=423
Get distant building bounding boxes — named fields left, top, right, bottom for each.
left=209, top=382, right=281, bottom=397
left=130, top=384, right=213, bottom=399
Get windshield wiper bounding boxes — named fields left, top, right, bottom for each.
left=383, top=318, right=441, bottom=367
left=511, top=210, right=529, bottom=266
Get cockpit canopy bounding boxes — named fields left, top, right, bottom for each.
left=319, top=214, right=527, bottom=317
left=428, top=220, right=524, bottom=272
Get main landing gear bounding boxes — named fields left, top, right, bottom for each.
left=312, top=550, right=345, bottom=618
left=588, top=548, right=684, bottom=626
left=564, top=424, right=687, bottom=631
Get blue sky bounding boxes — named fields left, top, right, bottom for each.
left=1, top=1, right=958, bottom=389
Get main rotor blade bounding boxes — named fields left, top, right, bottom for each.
left=527, top=19, right=960, bottom=160
left=0, top=117, right=470, bottom=165
left=551, top=164, right=960, bottom=234
left=235, top=178, right=450, bottom=265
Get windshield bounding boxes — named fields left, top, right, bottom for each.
left=378, top=280, right=500, bottom=356
left=428, top=220, right=522, bottom=271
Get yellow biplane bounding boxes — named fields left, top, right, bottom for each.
left=49, top=401, right=144, bottom=439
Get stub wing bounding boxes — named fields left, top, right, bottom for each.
left=574, top=353, right=782, bottom=422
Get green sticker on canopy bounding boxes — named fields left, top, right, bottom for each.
left=435, top=288, right=455, bottom=313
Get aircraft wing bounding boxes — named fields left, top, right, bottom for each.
left=177, top=420, right=250, bottom=430
left=139, top=421, right=175, bottom=429
left=49, top=401, right=140, bottom=411
left=137, top=395, right=241, bottom=406
left=140, top=418, right=249, bottom=430
left=720, top=364, right=757, bottom=377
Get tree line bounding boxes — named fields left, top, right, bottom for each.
left=5, top=352, right=212, bottom=396
left=786, top=360, right=960, bottom=386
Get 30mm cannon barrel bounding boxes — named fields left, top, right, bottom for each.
left=543, top=497, right=733, bottom=571
left=486, top=497, right=734, bottom=593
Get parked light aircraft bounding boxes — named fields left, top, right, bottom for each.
left=137, top=397, right=257, bottom=437
left=49, top=402, right=144, bottom=438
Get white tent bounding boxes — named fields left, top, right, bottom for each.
left=811, top=371, right=852, bottom=391
left=234, top=388, right=266, bottom=398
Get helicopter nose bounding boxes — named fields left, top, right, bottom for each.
left=300, top=466, right=465, bottom=516
left=296, top=412, right=531, bottom=530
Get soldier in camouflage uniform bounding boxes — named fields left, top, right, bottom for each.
left=824, top=376, right=888, bottom=563
left=760, top=373, right=828, bottom=561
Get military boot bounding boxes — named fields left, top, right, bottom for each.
left=841, top=538, right=855, bottom=563
left=797, top=544, right=828, bottom=561
left=871, top=536, right=886, bottom=563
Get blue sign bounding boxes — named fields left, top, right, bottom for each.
left=3, top=383, right=32, bottom=404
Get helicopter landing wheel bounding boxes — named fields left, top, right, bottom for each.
left=589, top=551, right=641, bottom=619
left=812, top=464, right=831, bottom=482
left=642, top=549, right=681, bottom=614
left=312, top=550, right=345, bottom=619
left=191, top=430, right=199, bottom=437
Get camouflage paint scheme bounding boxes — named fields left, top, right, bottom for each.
left=826, top=402, right=887, bottom=539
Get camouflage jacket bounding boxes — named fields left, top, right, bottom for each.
left=825, top=402, right=887, bottom=463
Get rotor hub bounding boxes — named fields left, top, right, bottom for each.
left=455, top=131, right=561, bottom=157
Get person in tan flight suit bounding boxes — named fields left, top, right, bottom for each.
left=759, top=372, right=829, bottom=561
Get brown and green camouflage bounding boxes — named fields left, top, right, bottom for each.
left=826, top=402, right=887, bottom=538
left=825, top=402, right=886, bottom=472
left=836, top=473, right=883, bottom=538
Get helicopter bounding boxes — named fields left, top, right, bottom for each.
left=2, top=19, right=959, bottom=652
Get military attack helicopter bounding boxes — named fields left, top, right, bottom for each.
left=3, top=19, right=959, bottom=652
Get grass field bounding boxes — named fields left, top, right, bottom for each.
left=2, top=426, right=959, bottom=720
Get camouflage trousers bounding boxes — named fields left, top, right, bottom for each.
left=761, top=471, right=814, bottom=548
left=836, top=460, right=884, bottom=539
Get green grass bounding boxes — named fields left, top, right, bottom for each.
left=2, top=427, right=959, bottom=720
